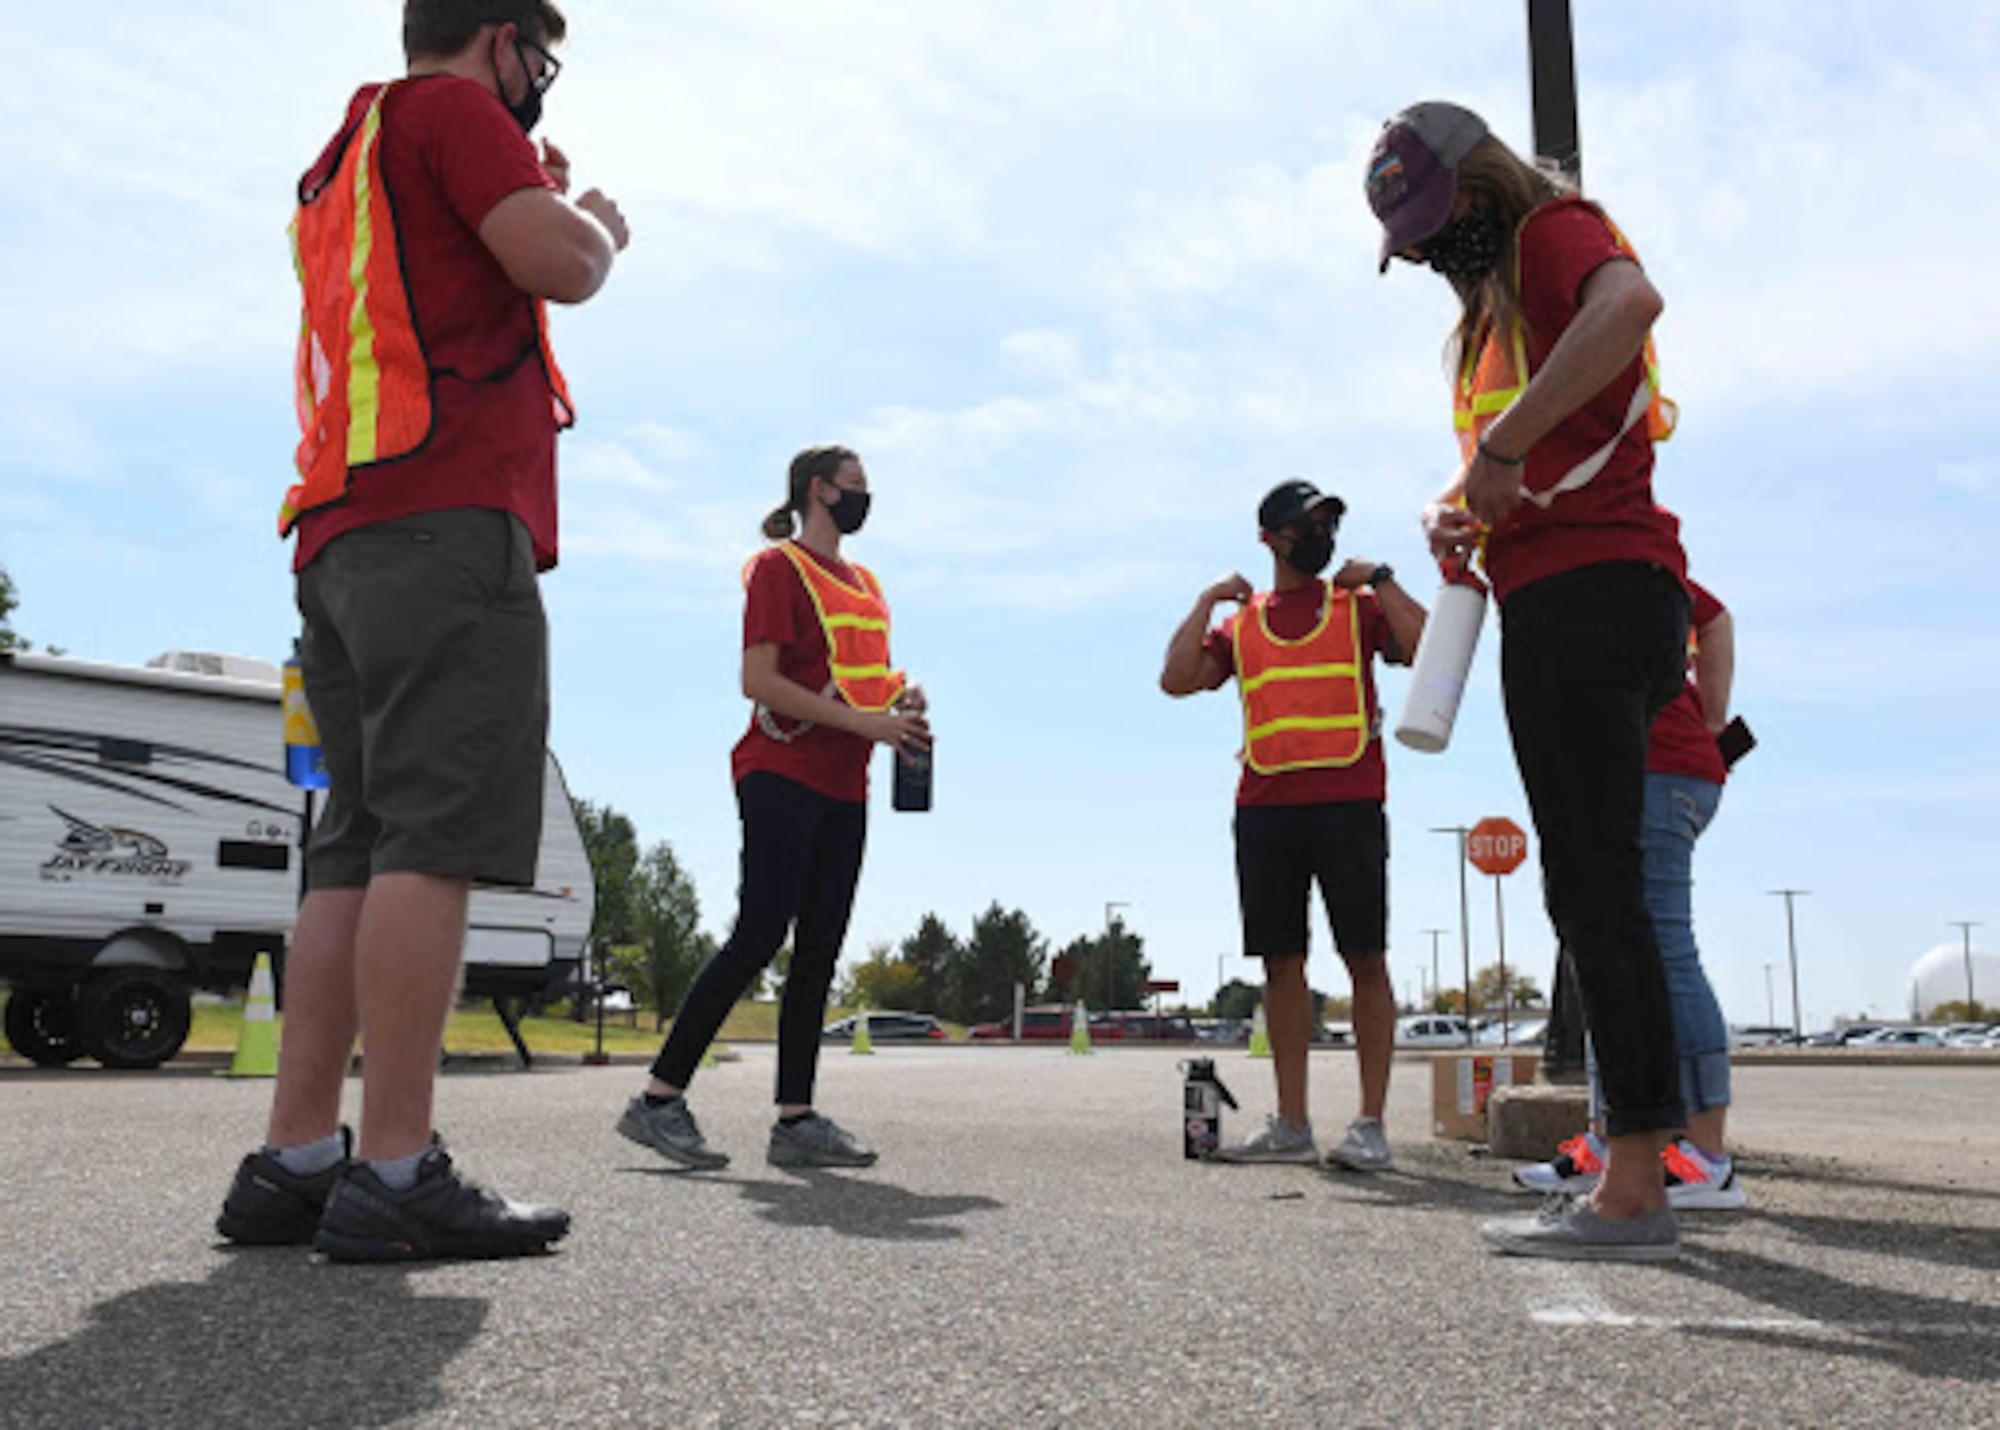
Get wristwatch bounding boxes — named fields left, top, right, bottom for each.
left=1367, top=564, right=1395, bottom=588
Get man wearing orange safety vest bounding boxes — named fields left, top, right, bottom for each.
left=1161, top=480, right=1426, bottom=1170
left=218, top=1, right=628, bottom=1266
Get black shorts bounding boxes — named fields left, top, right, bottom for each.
left=298, top=508, right=549, bottom=889
left=1233, top=801, right=1388, bottom=962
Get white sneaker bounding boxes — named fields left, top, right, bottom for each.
left=1211, top=1115, right=1318, bottom=1164
left=1324, top=1117, right=1393, bottom=1172
left=1511, top=1131, right=1606, bottom=1193
left=1663, top=1139, right=1747, bottom=1210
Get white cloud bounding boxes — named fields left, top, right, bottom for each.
left=1940, top=461, right=1993, bottom=496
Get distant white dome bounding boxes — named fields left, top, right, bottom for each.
left=1908, top=942, right=2000, bottom=1017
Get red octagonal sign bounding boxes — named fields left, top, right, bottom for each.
left=1467, top=817, right=1529, bottom=876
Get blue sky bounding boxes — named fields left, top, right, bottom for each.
left=5, top=1, right=1997, bottom=1028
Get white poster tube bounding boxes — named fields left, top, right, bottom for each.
left=1394, top=577, right=1488, bottom=753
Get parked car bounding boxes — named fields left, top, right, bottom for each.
left=1937, top=1022, right=1997, bottom=1047
left=1314, top=1022, right=1355, bottom=1046
left=1088, top=1011, right=1199, bottom=1042
left=1394, top=1015, right=1474, bottom=1049
left=1729, top=1025, right=1794, bottom=1048
left=967, top=1005, right=1076, bottom=1041
left=1849, top=1027, right=1947, bottom=1048
left=1193, top=1019, right=1246, bottom=1044
left=1476, top=1018, right=1547, bottom=1047
left=822, top=1013, right=948, bottom=1043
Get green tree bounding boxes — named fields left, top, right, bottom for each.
left=1048, top=915, right=1154, bottom=1011
left=1470, top=963, right=1543, bottom=1014
left=944, top=902, right=1048, bottom=1024
left=628, top=840, right=705, bottom=1030
left=1214, top=978, right=1261, bottom=1021
left=898, top=913, right=960, bottom=1013
left=573, top=799, right=642, bottom=948
left=843, top=941, right=923, bottom=1011
left=0, top=564, right=59, bottom=655
left=0, top=565, right=18, bottom=652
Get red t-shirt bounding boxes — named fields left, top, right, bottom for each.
left=292, top=76, right=562, bottom=573
left=1647, top=581, right=1728, bottom=784
left=1202, top=582, right=1393, bottom=807
left=730, top=544, right=879, bottom=803
left=1481, top=197, right=1687, bottom=601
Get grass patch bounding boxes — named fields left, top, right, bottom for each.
left=8, top=991, right=963, bottom=1063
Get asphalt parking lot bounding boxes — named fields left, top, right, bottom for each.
left=2, top=1047, right=1996, bottom=1428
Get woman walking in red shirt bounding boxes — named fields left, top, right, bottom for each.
left=616, top=445, right=930, bottom=1171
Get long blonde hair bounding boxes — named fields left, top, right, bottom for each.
left=1445, top=137, right=1573, bottom=376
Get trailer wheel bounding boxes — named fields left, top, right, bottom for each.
left=4, top=989, right=85, bottom=1067
left=77, top=970, right=193, bottom=1070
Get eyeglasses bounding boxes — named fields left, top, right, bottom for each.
left=515, top=35, right=561, bottom=95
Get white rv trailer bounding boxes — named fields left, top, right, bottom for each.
left=0, top=651, right=594, bottom=1068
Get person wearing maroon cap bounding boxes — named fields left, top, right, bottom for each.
left=1368, top=101, right=1691, bottom=1260
left=1160, top=480, right=1426, bottom=1170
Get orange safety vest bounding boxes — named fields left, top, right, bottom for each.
left=1452, top=199, right=1676, bottom=510
left=1233, top=587, right=1370, bottom=774
left=279, top=82, right=575, bottom=536
left=772, top=542, right=906, bottom=713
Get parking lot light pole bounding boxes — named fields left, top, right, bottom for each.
left=1769, top=889, right=1809, bottom=1039
left=1762, top=962, right=1776, bottom=1027
left=1432, top=826, right=1474, bottom=1043
left=1103, top=901, right=1128, bottom=1012
left=1422, top=928, right=1448, bottom=1013
left=1950, top=920, right=1982, bottom=1015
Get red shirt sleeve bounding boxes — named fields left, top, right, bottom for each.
left=1519, top=201, right=1633, bottom=329
left=1689, top=580, right=1725, bottom=629
left=1202, top=613, right=1239, bottom=679
left=743, top=549, right=807, bottom=651
left=398, top=77, right=554, bottom=232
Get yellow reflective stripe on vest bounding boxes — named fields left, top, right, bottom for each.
left=1239, top=660, right=1358, bottom=696
left=343, top=98, right=387, bottom=467
left=822, top=614, right=889, bottom=632
left=1244, top=712, right=1367, bottom=743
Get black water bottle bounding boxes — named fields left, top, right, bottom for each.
left=892, top=743, right=932, bottom=813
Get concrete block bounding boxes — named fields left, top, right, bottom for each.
left=1486, top=1083, right=1590, bottom=1160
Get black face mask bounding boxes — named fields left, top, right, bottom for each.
left=1419, top=204, right=1505, bottom=278
left=499, top=38, right=544, bottom=133
left=1284, top=526, right=1335, bottom=578
left=824, top=487, right=872, bottom=535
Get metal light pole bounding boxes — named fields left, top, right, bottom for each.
left=1769, top=889, right=1809, bottom=1039
left=1950, top=920, right=1983, bottom=1015
left=1422, top=928, right=1448, bottom=1013
left=1527, top=0, right=1583, bottom=187
left=1103, top=900, right=1128, bottom=1012
left=1433, top=826, right=1474, bottom=1043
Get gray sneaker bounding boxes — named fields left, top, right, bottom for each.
left=1211, top=1116, right=1318, bottom=1164
left=1324, top=1117, right=1393, bottom=1172
left=616, top=1094, right=729, bottom=1171
left=1481, top=1195, right=1680, bottom=1262
left=767, top=1112, right=877, bottom=1169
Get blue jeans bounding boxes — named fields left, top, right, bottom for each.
left=1589, top=771, right=1729, bottom=1121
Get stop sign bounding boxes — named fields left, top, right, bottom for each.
left=1467, top=817, right=1529, bottom=876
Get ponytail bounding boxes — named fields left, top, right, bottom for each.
left=763, top=444, right=858, bottom=540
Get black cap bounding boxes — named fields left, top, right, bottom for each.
left=1257, top=479, right=1346, bottom=533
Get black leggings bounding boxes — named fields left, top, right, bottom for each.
left=1500, top=562, right=1689, bottom=1137
left=650, top=771, right=867, bottom=1106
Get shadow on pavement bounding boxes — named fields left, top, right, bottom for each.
left=1307, top=1146, right=1512, bottom=1213
left=1671, top=1237, right=2000, bottom=1383
left=721, top=1169, right=1004, bottom=1242
left=0, top=1251, right=488, bottom=1429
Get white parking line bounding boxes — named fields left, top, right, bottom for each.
left=1513, top=1260, right=1993, bottom=1338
